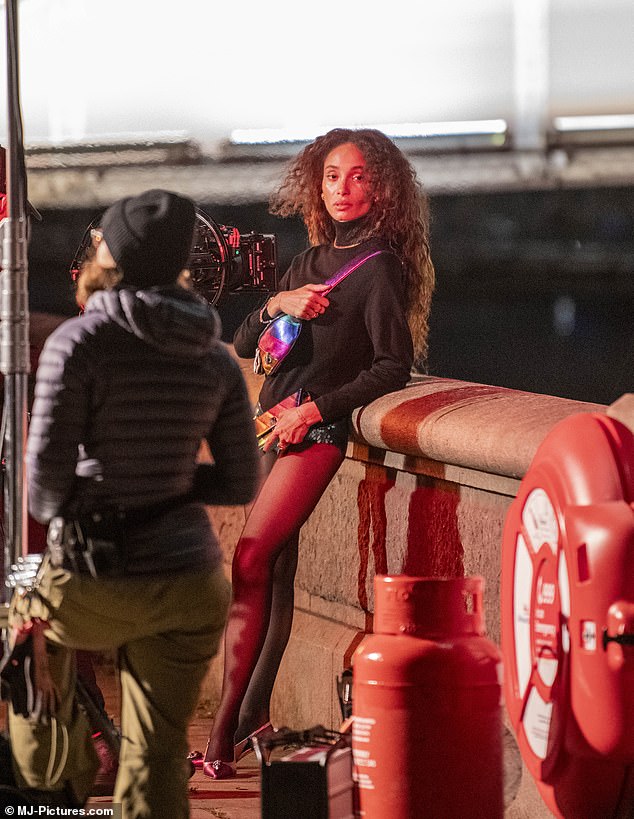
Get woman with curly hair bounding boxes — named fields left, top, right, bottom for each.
left=196, top=128, right=435, bottom=778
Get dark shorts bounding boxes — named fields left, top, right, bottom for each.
left=298, top=418, right=349, bottom=454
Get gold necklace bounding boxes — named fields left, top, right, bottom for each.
left=333, top=240, right=362, bottom=249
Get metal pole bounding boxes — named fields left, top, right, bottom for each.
left=1, top=0, right=30, bottom=607
left=513, top=0, right=550, bottom=152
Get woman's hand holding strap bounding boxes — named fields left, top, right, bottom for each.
left=262, top=401, right=323, bottom=453
left=268, top=284, right=330, bottom=321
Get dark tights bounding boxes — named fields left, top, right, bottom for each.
left=204, top=442, right=344, bottom=763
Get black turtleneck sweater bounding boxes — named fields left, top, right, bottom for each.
left=233, top=224, right=413, bottom=422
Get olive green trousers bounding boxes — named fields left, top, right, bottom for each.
left=8, top=555, right=230, bottom=818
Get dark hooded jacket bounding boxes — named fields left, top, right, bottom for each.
left=27, top=285, right=259, bottom=575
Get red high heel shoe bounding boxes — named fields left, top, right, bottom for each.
left=187, top=750, right=204, bottom=770
left=203, top=759, right=237, bottom=780
left=234, top=721, right=273, bottom=761
left=195, top=722, right=275, bottom=779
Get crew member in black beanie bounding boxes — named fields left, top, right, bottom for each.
left=99, top=188, right=196, bottom=286
left=6, top=189, right=259, bottom=815
left=75, top=188, right=196, bottom=306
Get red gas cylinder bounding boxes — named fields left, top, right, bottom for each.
left=352, top=575, right=503, bottom=819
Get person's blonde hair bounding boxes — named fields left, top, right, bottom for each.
left=74, top=245, right=123, bottom=309
left=270, top=128, right=435, bottom=368
left=75, top=248, right=192, bottom=310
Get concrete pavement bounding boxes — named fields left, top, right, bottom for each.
left=88, top=656, right=264, bottom=818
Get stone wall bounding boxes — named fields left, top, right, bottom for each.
left=202, top=364, right=608, bottom=818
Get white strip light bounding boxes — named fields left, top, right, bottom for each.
left=553, top=114, right=634, bottom=132
left=27, top=130, right=191, bottom=148
left=230, top=120, right=507, bottom=146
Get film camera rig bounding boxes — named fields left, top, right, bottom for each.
left=69, top=205, right=278, bottom=306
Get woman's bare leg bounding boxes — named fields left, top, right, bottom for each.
left=204, top=443, right=344, bottom=763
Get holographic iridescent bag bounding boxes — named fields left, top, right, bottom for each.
left=254, top=313, right=303, bottom=376
left=253, top=248, right=384, bottom=377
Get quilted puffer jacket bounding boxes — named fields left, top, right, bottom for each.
left=27, top=285, right=259, bottom=575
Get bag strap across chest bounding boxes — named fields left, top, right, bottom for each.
left=255, top=248, right=386, bottom=376
left=322, top=248, right=385, bottom=292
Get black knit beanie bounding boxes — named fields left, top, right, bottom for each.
left=100, top=189, right=196, bottom=286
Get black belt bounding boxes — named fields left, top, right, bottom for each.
left=47, top=493, right=193, bottom=578
left=112, top=492, right=194, bottom=528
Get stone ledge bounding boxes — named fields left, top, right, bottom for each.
left=351, top=374, right=606, bottom=479
left=347, top=440, right=521, bottom=497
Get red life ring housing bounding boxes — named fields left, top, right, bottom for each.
left=501, top=412, right=634, bottom=818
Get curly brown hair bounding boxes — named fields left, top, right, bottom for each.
left=270, top=128, right=435, bottom=367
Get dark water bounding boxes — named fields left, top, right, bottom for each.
left=27, top=186, right=634, bottom=406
